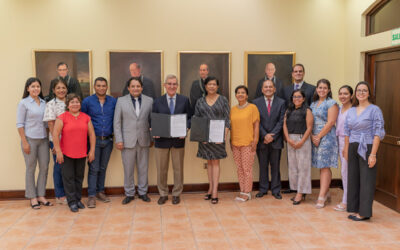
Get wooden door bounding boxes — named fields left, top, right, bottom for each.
left=366, top=48, right=400, bottom=212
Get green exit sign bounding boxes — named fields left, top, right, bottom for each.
left=392, top=28, right=400, bottom=45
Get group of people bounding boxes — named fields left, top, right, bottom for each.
left=17, top=62, right=385, bottom=221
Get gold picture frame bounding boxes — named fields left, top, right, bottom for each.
left=244, top=51, right=296, bottom=101
left=107, top=50, right=164, bottom=98
left=177, top=51, right=231, bottom=104
left=32, top=49, right=92, bottom=99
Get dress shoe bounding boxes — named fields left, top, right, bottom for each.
left=87, top=196, right=96, bottom=208
left=158, top=196, right=168, bottom=205
left=77, top=201, right=85, bottom=209
left=255, top=192, right=267, bottom=198
left=349, top=215, right=370, bottom=221
left=69, top=203, right=79, bottom=212
left=122, top=196, right=134, bottom=205
left=172, top=196, right=180, bottom=205
left=272, top=193, right=282, bottom=200
left=138, top=194, right=151, bottom=202
left=96, top=192, right=110, bottom=203
left=282, top=189, right=296, bottom=194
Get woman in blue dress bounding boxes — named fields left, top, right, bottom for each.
left=310, top=79, right=339, bottom=208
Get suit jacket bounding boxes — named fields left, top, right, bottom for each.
left=283, top=82, right=316, bottom=107
left=253, top=95, right=286, bottom=149
left=114, top=94, right=153, bottom=148
left=253, top=76, right=284, bottom=101
left=122, top=75, right=156, bottom=99
left=152, top=94, right=193, bottom=148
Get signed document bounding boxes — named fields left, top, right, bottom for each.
left=170, top=114, right=187, bottom=137
left=208, top=120, right=225, bottom=143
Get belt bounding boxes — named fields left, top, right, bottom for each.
left=96, top=135, right=113, bottom=140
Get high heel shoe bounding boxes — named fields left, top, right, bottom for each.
left=235, top=192, right=251, bottom=202
left=211, top=197, right=219, bottom=204
left=315, top=192, right=330, bottom=209
left=204, top=194, right=212, bottom=200
left=291, top=194, right=306, bottom=201
left=292, top=194, right=306, bottom=205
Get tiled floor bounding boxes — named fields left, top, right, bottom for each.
left=0, top=188, right=400, bottom=250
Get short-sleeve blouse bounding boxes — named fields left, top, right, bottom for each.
left=58, top=112, right=91, bottom=159
left=43, top=98, right=66, bottom=141
left=230, top=104, right=260, bottom=146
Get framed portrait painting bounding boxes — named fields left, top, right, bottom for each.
left=245, top=51, right=295, bottom=101
left=108, top=50, right=163, bottom=98
left=178, top=51, right=231, bottom=105
left=33, top=49, right=92, bottom=99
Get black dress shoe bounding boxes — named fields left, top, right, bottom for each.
left=138, top=194, right=151, bottom=202
left=158, top=196, right=168, bottom=205
left=272, top=193, right=282, bottom=200
left=77, top=201, right=85, bottom=209
left=122, top=196, right=135, bottom=205
left=172, top=196, right=180, bottom=205
left=255, top=192, right=267, bottom=198
left=282, top=189, right=296, bottom=194
left=349, top=215, right=370, bottom=221
left=69, top=203, right=79, bottom=212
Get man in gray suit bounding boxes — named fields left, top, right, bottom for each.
left=114, top=76, right=153, bottom=204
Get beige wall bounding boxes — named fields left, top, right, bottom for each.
left=0, top=0, right=393, bottom=191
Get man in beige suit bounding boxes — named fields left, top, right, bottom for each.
left=114, top=77, right=153, bottom=204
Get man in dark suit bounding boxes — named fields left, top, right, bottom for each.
left=253, top=80, right=286, bottom=199
left=121, top=63, right=156, bottom=99
left=48, top=62, right=83, bottom=101
left=283, top=63, right=315, bottom=106
left=152, top=74, right=192, bottom=205
left=189, top=63, right=209, bottom=110
left=253, top=62, right=284, bottom=100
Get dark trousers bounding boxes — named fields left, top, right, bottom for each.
left=61, top=155, right=86, bottom=206
left=257, top=144, right=282, bottom=194
left=87, top=138, right=113, bottom=196
left=49, top=142, right=65, bottom=198
left=347, top=143, right=377, bottom=217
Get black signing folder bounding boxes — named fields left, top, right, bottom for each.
left=151, top=113, right=187, bottom=138
left=190, top=116, right=225, bottom=143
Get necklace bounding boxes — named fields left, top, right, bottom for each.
left=237, top=102, right=248, bottom=109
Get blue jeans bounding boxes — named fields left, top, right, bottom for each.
left=49, top=141, right=65, bottom=198
left=88, top=138, right=113, bottom=196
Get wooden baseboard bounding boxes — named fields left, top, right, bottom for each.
left=0, top=179, right=343, bottom=200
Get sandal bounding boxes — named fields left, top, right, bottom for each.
left=38, top=201, right=53, bottom=206
left=334, top=203, right=346, bottom=212
left=315, top=193, right=331, bottom=209
left=235, top=192, right=251, bottom=202
left=204, top=194, right=212, bottom=200
left=31, top=202, right=40, bottom=210
left=211, top=197, right=219, bottom=204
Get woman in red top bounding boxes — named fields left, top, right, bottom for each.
left=53, top=93, right=96, bottom=212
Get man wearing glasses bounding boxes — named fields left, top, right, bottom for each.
left=48, top=62, right=83, bottom=101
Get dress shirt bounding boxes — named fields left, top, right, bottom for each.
left=81, top=94, right=116, bottom=137
left=130, top=94, right=142, bottom=110
left=344, top=104, right=385, bottom=160
left=293, top=81, right=304, bottom=90
left=263, top=95, right=274, bottom=107
left=16, top=96, right=47, bottom=139
left=167, top=94, right=176, bottom=114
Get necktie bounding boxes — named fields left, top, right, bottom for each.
left=169, top=97, right=174, bottom=114
left=295, top=84, right=299, bottom=90
left=134, top=98, right=140, bottom=117
left=267, top=99, right=271, bottom=116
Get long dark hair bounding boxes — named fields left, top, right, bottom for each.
left=312, top=78, right=332, bottom=102
left=22, top=77, right=44, bottom=99
left=352, top=81, right=374, bottom=106
left=286, top=89, right=306, bottom=119
left=338, top=85, right=353, bottom=96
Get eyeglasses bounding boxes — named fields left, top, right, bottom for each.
left=356, top=89, right=368, bottom=94
left=293, top=96, right=303, bottom=99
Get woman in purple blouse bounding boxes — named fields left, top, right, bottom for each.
left=334, top=85, right=353, bottom=212
left=344, top=81, right=385, bottom=221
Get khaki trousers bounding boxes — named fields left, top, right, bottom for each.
left=155, top=147, right=185, bottom=196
